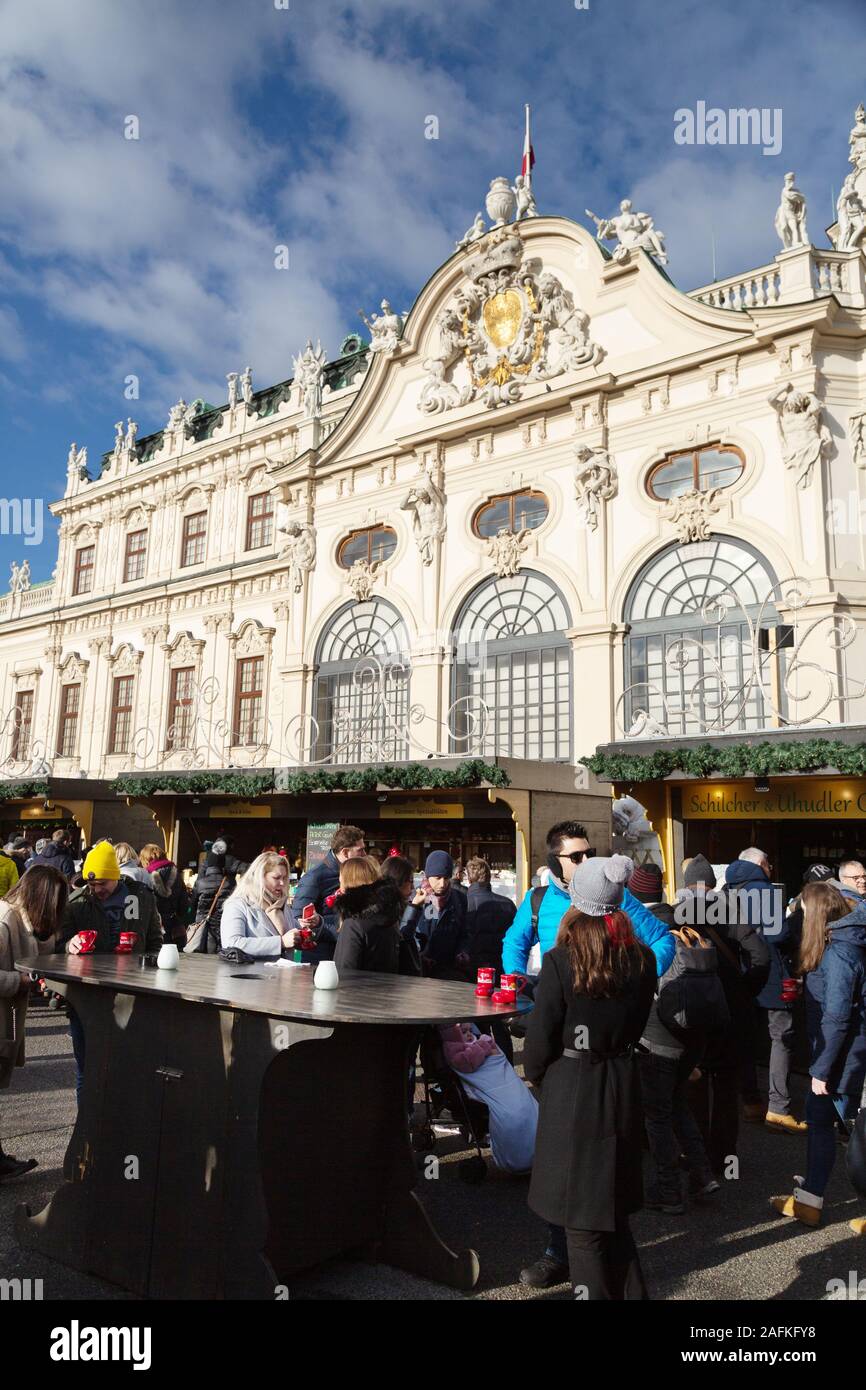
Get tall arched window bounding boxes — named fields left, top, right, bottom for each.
left=313, top=599, right=410, bottom=763
left=451, top=572, right=572, bottom=760
left=623, top=537, right=783, bottom=736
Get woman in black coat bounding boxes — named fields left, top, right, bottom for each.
left=523, top=855, right=656, bottom=1300
left=188, top=839, right=249, bottom=953
left=333, top=858, right=420, bottom=976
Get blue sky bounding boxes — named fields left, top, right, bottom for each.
left=1, top=0, right=864, bottom=582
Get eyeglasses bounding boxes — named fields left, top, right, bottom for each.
left=560, top=849, right=596, bottom=864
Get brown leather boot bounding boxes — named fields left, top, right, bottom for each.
left=765, top=1111, right=808, bottom=1134
left=770, top=1187, right=823, bottom=1227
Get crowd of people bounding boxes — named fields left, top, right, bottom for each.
left=0, top=818, right=865, bottom=1299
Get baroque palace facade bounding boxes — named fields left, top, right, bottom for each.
left=3, top=106, right=866, bottom=893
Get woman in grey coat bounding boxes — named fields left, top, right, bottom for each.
left=220, top=852, right=299, bottom=960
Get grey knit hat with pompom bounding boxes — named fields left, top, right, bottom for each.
left=568, top=854, right=634, bottom=916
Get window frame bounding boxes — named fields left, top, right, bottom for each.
left=57, top=683, right=81, bottom=757
left=108, top=673, right=135, bottom=755
left=123, top=529, right=148, bottom=583
left=11, top=689, right=34, bottom=761
left=180, top=511, right=208, bottom=568
left=646, top=444, right=746, bottom=501
left=472, top=489, right=550, bottom=539
left=73, top=545, right=95, bottom=596
left=337, top=526, right=398, bottom=570
left=166, top=666, right=196, bottom=750
left=233, top=655, right=265, bottom=747
left=245, top=491, right=275, bottom=551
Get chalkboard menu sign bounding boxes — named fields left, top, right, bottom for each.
left=304, top=821, right=339, bottom=870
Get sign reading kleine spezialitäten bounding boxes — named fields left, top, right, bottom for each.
left=682, top=779, right=866, bottom=819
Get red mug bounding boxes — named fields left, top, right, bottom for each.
left=491, top=986, right=516, bottom=1006
left=781, top=977, right=801, bottom=1003
left=115, top=931, right=137, bottom=954
left=75, top=930, right=98, bottom=954
left=500, top=973, right=523, bottom=995
left=298, top=926, right=315, bottom=951
left=475, top=965, right=496, bottom=998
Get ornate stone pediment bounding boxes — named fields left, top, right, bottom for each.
left=419, top=227, right=603, bottom=415
left=163, top=630, right=206, bottom=666
left=108, top=642, right=143, bottom=676
left=58, top=651, right=89, bottom=681
left=229, top=619, right=275, bottom=658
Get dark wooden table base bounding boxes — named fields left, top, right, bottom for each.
left=16, top=979, right=481, bottom=1297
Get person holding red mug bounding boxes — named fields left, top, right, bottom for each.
left=59, top=842, right=164, bottom=1104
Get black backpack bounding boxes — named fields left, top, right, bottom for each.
left=657, top=927, right=731, bottom=1034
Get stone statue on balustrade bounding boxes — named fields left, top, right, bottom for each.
left=456, top=213, right=487, bottom=250
left=125, top=419, right=138, bottom=461
left=240, top=366, right=254, bottom=409
left=400, top=470, right=446, bottom=566
left=277, top=520, right=317, bottom=593
left=9, top=560, right=30, bottom=594
left=586, top=200, right=668, bottom=264
left=66, top=443, right=88, bottom=487
left=293, top=340, right=327, bottom=419
left=227, top=372, right=239, bottom=411
left=513, top=175, right=538, bottom=220
left=112, top=421, right=124, bottom=466
left=359, top=300, right=404, bottom=357
left=769, top=383, right=832, bottom=489
left=774, top=172, right=808, bottom=249
left=836, top=173, right=866, bottom=251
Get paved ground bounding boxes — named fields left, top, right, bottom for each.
left=1, top=1003, right=864, bottom=1302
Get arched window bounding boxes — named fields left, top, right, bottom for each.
left=473, top=490, right=549, bottom=538
left=647, top=444, right=745, bottom=500
left=623, top=537, right=783, bottom=736
left=451, top=572, right=572, bottom=760
left=313, top=599, right=410, bottom=763
left=337, top=527, right=397, bottom=569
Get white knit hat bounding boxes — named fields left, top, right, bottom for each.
left=568, top=854, right=634, bottom=916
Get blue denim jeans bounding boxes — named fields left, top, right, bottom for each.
left=804, top=1089, right=859, bottom=1196
left=68, top=1008, right=85, bottom=1106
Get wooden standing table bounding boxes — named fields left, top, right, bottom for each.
left=15, top=954, right=529, bottom=1298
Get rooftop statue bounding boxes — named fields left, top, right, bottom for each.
left=227, top=372, right=239, bottom=411
left=359, top=300, right=404, bottom=357
left=836, top=172, right=866, bottom=251
left=586, top=199, right=668, bottom=264
left=774, top=172, right=808, bottom=250
left=456, top=212, right=487, bottom=250
left=513, top=174, right=538, bottom=220
left=293, top=339, right=327, bottom=419
left=240, top=366, right=253, bottom=408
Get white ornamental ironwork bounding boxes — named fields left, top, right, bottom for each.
left=129, top=674, right=272, bottom=770
left=280, top=655, right=490, bottom=772
left=620, top=575, right=866, bottom=738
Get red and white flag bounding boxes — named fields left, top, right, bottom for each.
left=521, top=104, right=535, bottom=185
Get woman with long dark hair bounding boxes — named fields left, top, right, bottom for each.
left=771, top=880, right=866, bottom=1233
left=0, top=865, right=69, bottom=1181
left=523, top=855, right=656, bottom=1298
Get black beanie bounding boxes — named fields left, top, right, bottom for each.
left=684, top=854, right=716, bottom=889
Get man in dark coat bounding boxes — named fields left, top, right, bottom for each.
left=686, top=851, right=770, bottom=1175
left=290, top=825, right=366, bottom=962
left=418, top=851, right=468, bottom=978
left=25, top=828, right=76, bottom=882
left=464, top=856, right=516, bottom=975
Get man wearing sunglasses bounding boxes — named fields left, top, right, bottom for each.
left=502, top=820, right=675, bottom=982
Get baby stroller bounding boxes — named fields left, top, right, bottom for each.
left=413, top=1027, right=489, bottom=1184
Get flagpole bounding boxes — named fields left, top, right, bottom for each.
left=524, top=103, right=532, bottom=191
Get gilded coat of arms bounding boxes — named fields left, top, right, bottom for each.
left=420, top=228, right=602, bottom=413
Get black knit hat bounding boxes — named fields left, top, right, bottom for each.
left=683, top=854, right=716, bottom=889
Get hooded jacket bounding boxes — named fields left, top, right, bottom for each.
left=805, top=900, right=866, bottom=1093
left=25, top=840, right=76, bottom=880
left=191, top=851, right=248, bottom=928
left=722, top=859, right=787, bottom=1009
left=333, top=878, right=419, bottom=975
left=146, top=857, right=189, bottom=941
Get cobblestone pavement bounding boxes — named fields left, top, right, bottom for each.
left=1, top=1004, right=863, bottom=1301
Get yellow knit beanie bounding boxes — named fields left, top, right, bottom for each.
left=83, top=842, right=121, bottom=881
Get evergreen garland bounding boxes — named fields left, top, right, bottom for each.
left=581, top=738, right=866, bottom=783
left=111, top=759, right=509, bottom=798
left=0, top=779, right=51, bottom=803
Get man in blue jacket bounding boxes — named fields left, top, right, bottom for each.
left=503, top=821, right=675, bottom=981
left=290, top=824, right=366, bottom=960
left=513, top=820, right=675, bottom=1290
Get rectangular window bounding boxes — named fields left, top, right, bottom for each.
left=73, top=546, right=95, bottom=595
left=233, top=656, right=264, bottom=746
left=245, top=493, right=274, bottom=550
left=123, top=530, right=148, bottom=583
left=167, top=667, right=195, bottom=749
left=109, top=674, right=134, bottom=754
left=11, top=690, right=34, bottom=761
left=181, top=512, right=207, bottom=567
left=57, top=684, right=81, bottom=757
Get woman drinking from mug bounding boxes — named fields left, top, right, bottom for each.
left=523, top=855, right=656, bottom=1299
left=771, top=880, right=866, bottom=1233
left=0, top=865, right=69, bottom=1180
